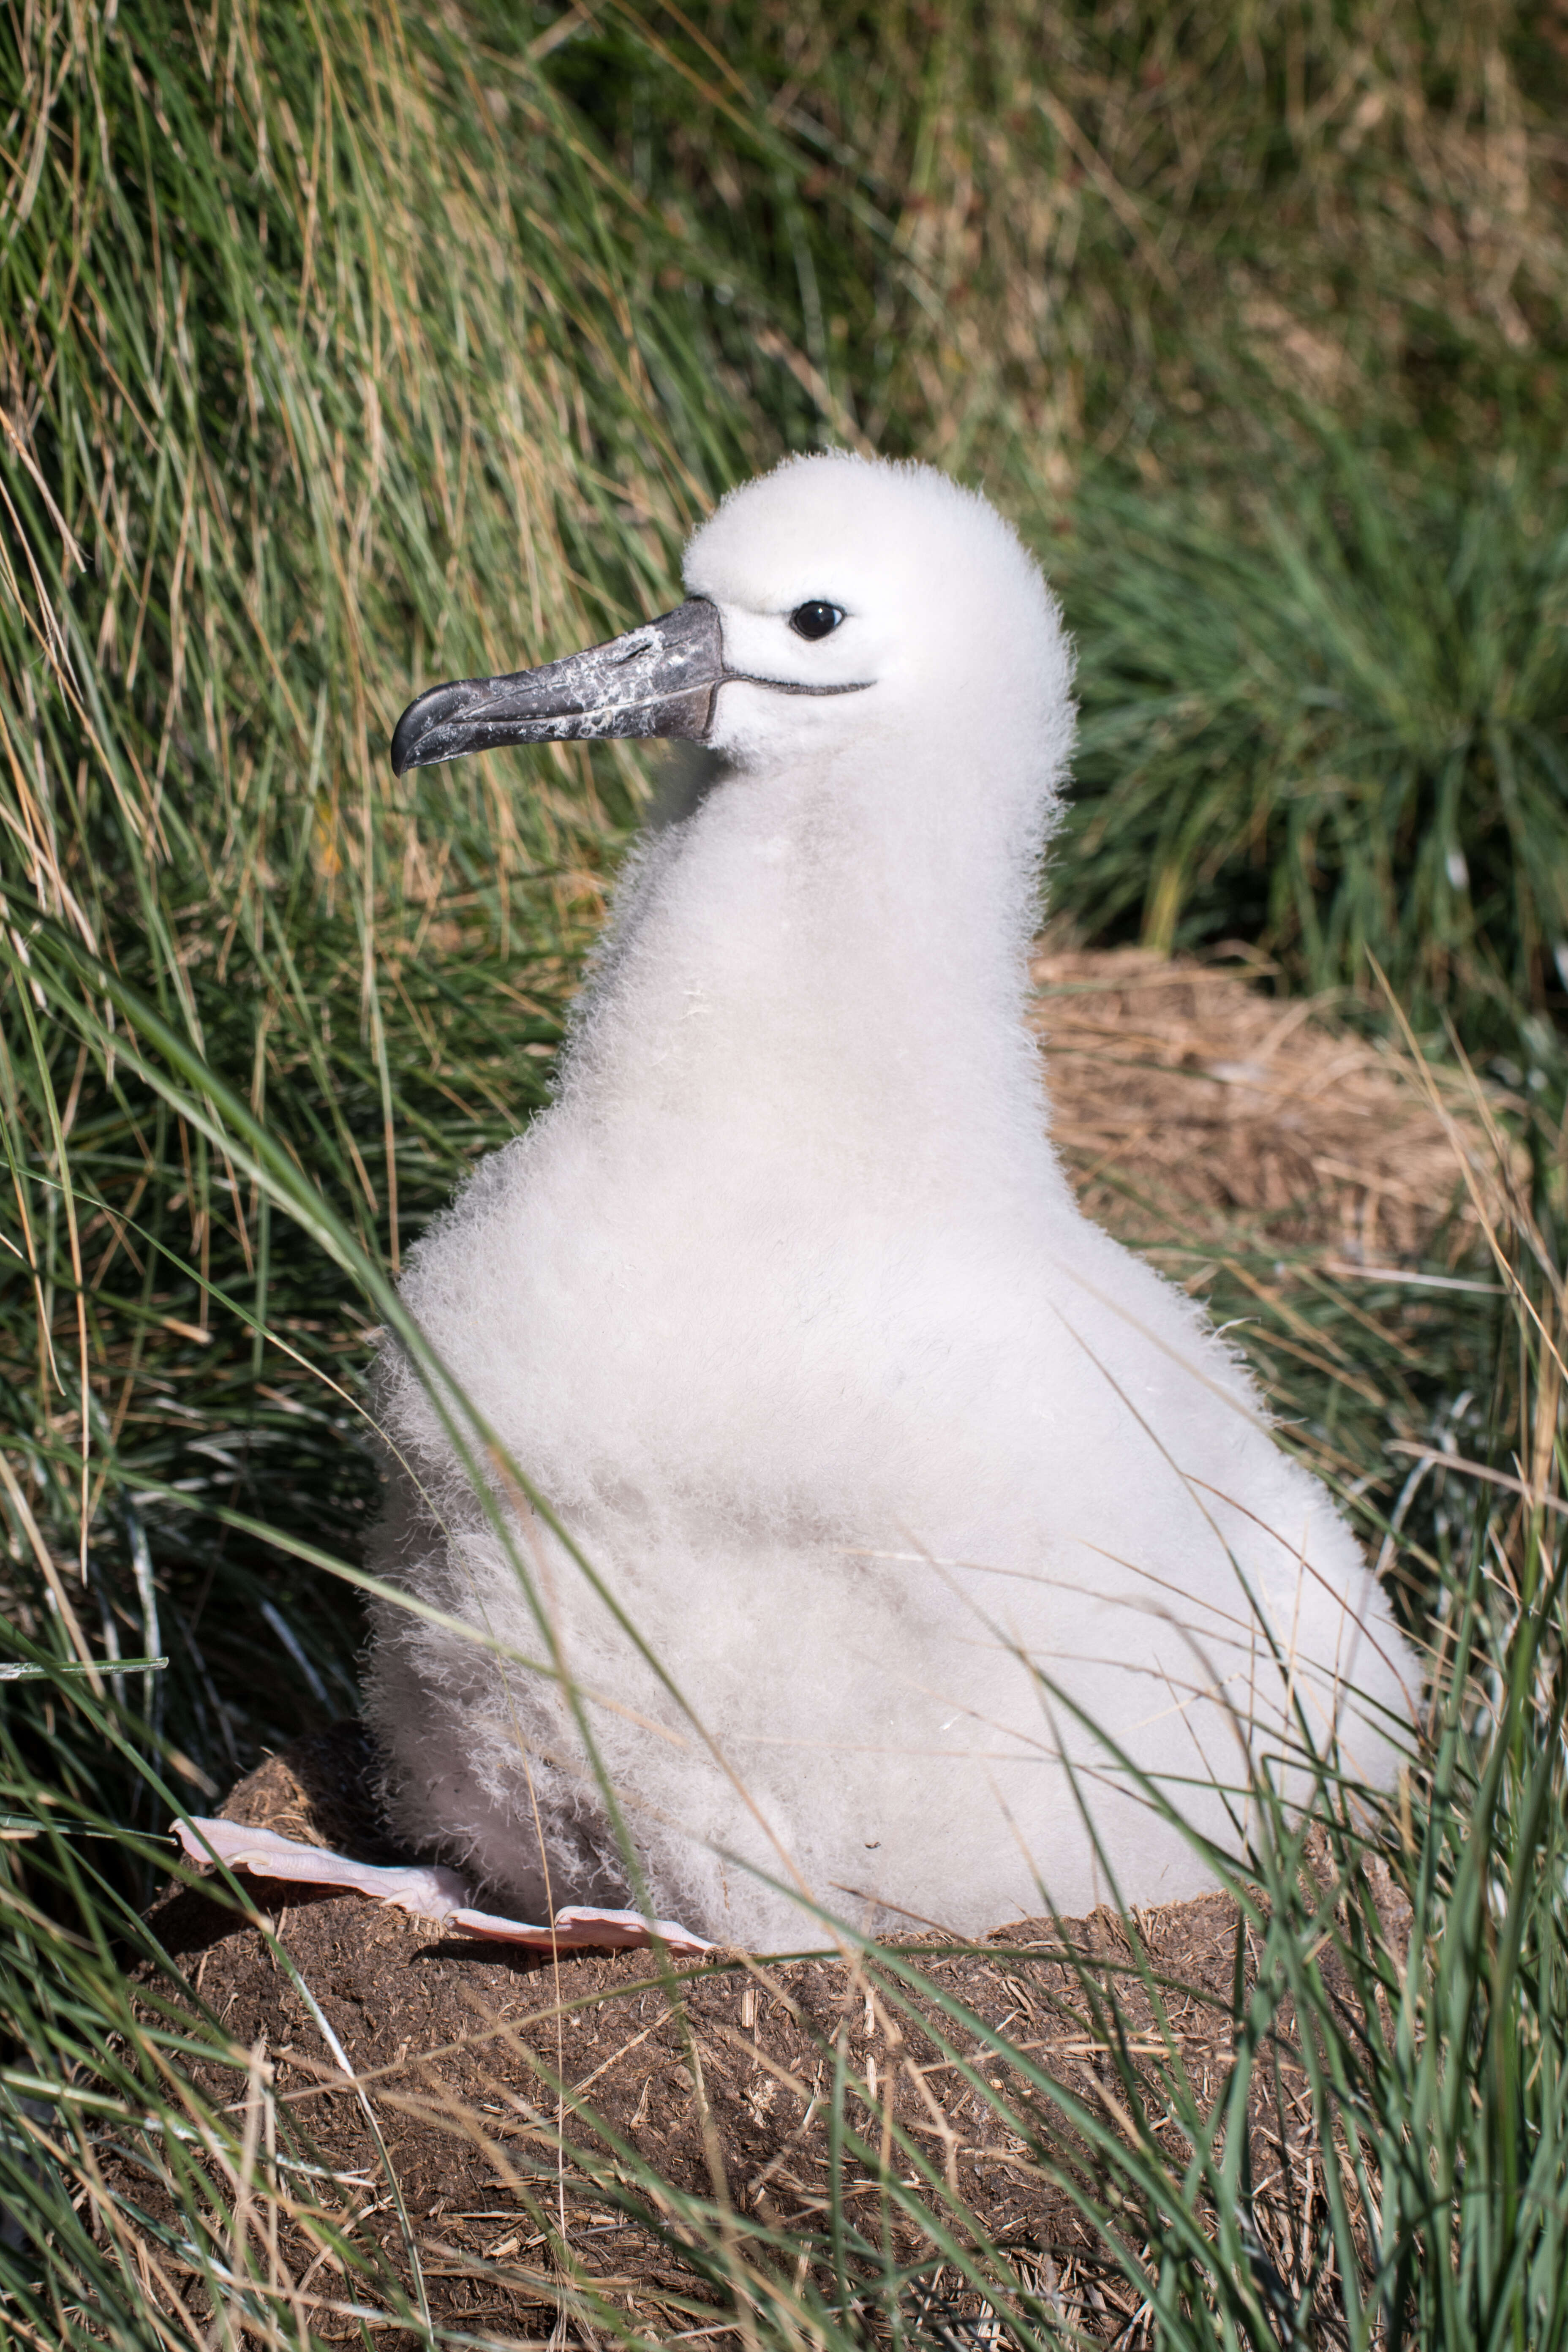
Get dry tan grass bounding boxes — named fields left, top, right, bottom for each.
left=1034, top=947, right=1521, bottom=1266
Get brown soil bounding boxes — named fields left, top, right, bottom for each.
left=111, top=1726, right=1391, bottom=2348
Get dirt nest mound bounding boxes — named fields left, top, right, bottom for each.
left=119, top=1726, right=1280, bottom=2347
left=1034, top=947, right=1516, bottom=1260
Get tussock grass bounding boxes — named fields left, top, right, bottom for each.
left=3, top=1, right=1568, bottom=2344
left=561, top=1, right=1568, bottom=471
left=1049, top=430, right=1568, bottom=1048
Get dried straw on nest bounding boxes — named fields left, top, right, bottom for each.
left=1034, top=947, right=1517, bottom=1262
left=124, top=1726, right=1394, bottom=2349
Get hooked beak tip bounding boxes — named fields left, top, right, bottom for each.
left=391, top=684, right=467, bottom=776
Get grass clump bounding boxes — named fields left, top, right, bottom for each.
left=1050, top=427, right=1568, bottom=1047
left=551, top=1, right=1568, bottom=474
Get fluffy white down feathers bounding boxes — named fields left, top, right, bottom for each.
left=364, top=454, right=1420, bottom=1949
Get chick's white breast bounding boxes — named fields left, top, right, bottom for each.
left=400, top=1110, right=1273, bottom=1594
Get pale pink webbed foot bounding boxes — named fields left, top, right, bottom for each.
left=174, top=1818, right=713, bottom=1957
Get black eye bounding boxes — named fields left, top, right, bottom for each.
left=788, top=600, right=844, bottom=641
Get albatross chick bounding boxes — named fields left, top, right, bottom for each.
left=193, top=456, right=1419, bottom=1953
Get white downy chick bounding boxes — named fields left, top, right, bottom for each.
left=361, top=453, right=1421, bottom=1951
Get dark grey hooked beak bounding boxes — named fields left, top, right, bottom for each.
left=391, top=599, right=874, bottom=774
left=391, top=600, right=724, bottom=776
